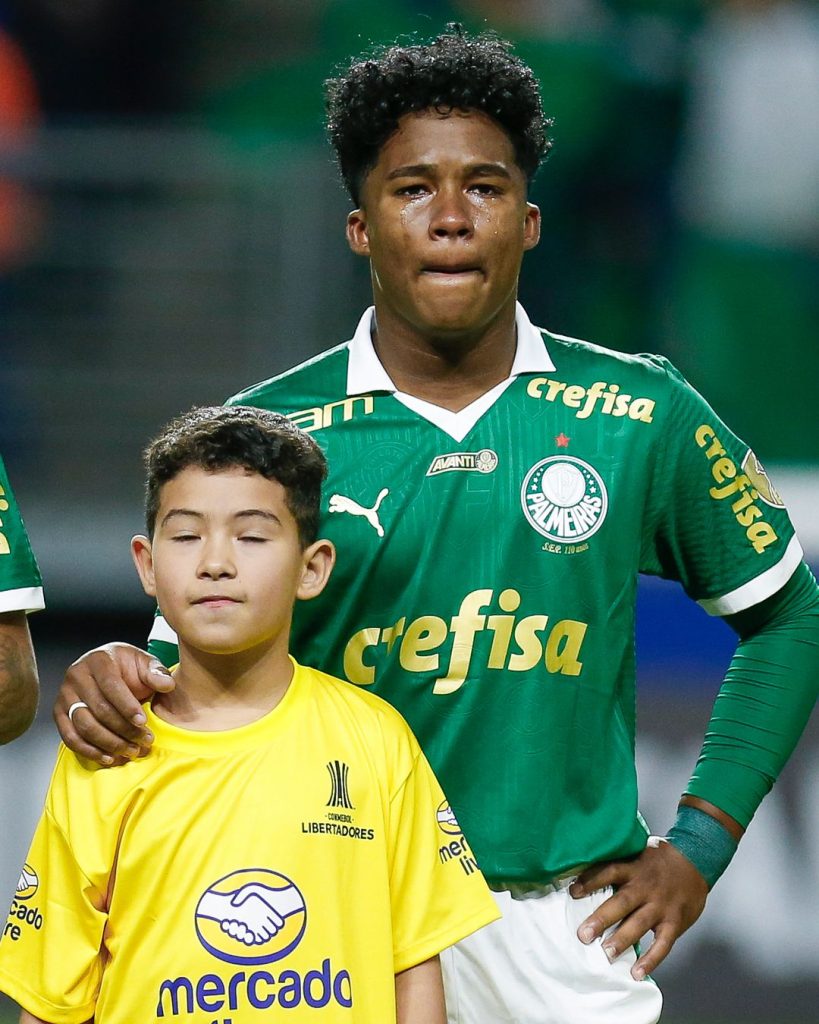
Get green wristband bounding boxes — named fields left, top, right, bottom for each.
left=666, top=805, right=738, bottom=889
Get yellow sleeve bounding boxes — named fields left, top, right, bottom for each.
left=0, top=749, right=107, bottom=1023
left=387, top=730, right=500, bottom=974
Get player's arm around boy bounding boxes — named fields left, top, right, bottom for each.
left=0, top=611, right=39, bottom=744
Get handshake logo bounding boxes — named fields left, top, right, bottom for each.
left=436, top=802, right=462, bottom=836
left=158, top=867, right=353, bottom=1014
left=15, top=863, right=39, bottom=901
left=195, top=869, right=307, bottom=966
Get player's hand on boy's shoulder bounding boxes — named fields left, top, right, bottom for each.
left=55, top=643, right=174, bottom=765
left=570, top=839, right=708, bottom=981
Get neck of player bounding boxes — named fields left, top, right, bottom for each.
left=371, top=301, right=519, bottom=412
left=152, top=638, right=294, bottom=731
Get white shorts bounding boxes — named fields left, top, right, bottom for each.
left=441, top=879, right=663, bottom=1024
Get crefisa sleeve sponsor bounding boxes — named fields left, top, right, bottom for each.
left=695, top=425, right=781, bottom=553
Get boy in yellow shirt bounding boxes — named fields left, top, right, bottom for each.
left=0, top=405, right=499, bottom=1023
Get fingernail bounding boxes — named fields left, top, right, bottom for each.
left=126, top=746, right=140, bottom=759
left=578, top=926, right=595, bottom=944
left=150, top=664, right=171, bottom=677
left=603, top=944, right=616, bottom=962
left=132, top=711, right=147, bottom=726
left=101, top=755, right=114, bottom=766
left=570, top=882, right=584, bottom=897
left=633, top=966, right=646, bottom=981
left=141, top=731, right=154, bottom=743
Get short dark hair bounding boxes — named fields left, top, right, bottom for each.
left=143, top=406, right=327, bottom=546
left=325, top=24, right=553, bottom=204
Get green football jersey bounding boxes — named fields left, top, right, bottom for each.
left=0, top=454, right=43, bottom=613
left=150, top=307, right=801, bottom=883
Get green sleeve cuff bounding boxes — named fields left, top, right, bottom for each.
left=666, top=805, right=738, bottom=889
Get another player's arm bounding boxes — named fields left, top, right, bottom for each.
left=395, top=955, right=446, bottom=1024
left=0, top=611, right=38, bottom=743
left=54, top=643, right=174, bottom=763
left=573, top=563, right=819, bottom=977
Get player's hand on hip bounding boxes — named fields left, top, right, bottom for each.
left=54, top=643, right=174, bottom=765
left=570, top=840, right=708, bottom=980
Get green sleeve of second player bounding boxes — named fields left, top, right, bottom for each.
left=639, top=360, right=816, bottom=829
left=0, top=453, right=43, bottom=606
left=686, top=562, right=819, bottom=827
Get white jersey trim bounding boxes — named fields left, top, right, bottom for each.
left=345, top=303, right=555, bottom=442
left=0, top=586, right=44, bottom=614
left=346, top=307, right=396, bottom=393
left=392, top=380, right=513, bottom=444
left=698, top=535, right=804, bottom=616
left=148, top=614, right=178, bottom=645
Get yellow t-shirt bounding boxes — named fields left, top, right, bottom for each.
left=0, top=660, right=499, bottom=1023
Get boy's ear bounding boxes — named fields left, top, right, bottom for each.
left=131, top=535, right=157, bottom=598
left=297, top=539, right=336, bottom=602
left=523, top=201, right=541, bottom=251
left=346, top=209, right=370, bottom=257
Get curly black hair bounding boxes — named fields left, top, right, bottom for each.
left=143, top=405, right=327, bottom=547
left=325, top=24, right=553, bottom=205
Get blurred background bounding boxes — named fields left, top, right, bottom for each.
left=0, top=0, right=816, bottom=1020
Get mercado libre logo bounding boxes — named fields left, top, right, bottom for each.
left=436, top=801, right=462, bottom=836
left=195, top=868, right=307, bottom=966
left=521, top=456, right=608, bottom=544
left=15, top=864, right=39, bottom=901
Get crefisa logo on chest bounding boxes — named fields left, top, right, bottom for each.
left=521, top=456, right=608, bottom=545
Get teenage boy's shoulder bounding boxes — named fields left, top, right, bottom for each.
left=227, top=343, right=351, bottom=418
left=540, top=326, right=682, bottom=393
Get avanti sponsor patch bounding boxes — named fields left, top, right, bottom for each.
left=426, top=450, right=499, bottom=476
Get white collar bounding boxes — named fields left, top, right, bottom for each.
left=345, top=302, right=555, bottom=397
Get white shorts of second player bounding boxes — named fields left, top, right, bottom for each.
left=441, top=878, right=663, bottom=1024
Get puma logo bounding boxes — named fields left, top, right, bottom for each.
left=328, top=488, right=389, bottom=537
